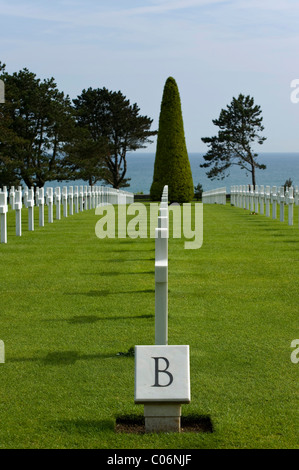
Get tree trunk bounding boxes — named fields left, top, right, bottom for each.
left=251, top=164, right=256, bottom=187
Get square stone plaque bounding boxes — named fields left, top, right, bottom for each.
left=134, top=345, right=190, bottom=403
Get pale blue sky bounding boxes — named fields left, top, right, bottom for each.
left=1, top=0, right=299, bottom=153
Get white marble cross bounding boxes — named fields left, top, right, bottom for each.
left=254, top=185, right=259, bottom=213
left=265, top=186, right=271, bottom=217
left=79, top=185, right=84, bottom=212
left=9, top=186, right=15, bottom=209
left=278, top=186, right=285, bottom=222
left=135, top=185, right=191, bottom=433
left=271, top=186, right=277, bottom=219
left=46, top=187, right=54, bottom=223
left=286, top=186, right=294, bottom=226
left=62, top=186, right=68, bottom=217
left=15, top=188, right=22, bottom=236
left=0, top=189, right=8, bottom=243
left=54, top=187, right=61, bottom=220
left=74, top=186, right=79, bottom=213
left=155, top=186, right=169, bottom=346
left=259, top=185, right=264, bottom=215
left=26, top=188, right=35, bottom=231
left=38, top=187, right=45, bottom=227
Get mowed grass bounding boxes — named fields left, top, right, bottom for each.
left=0, top=201, right=298, bottom=449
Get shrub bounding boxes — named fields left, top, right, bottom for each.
left=150, top=77, right=194, bottom=203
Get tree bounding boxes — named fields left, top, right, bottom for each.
left=201, top=94, right=266, bottom=186
left=150, top=77, right=194, bottom=203
left=63, top=128, right=108, bottom=186
left=72, top=87, right=156, bottom=189
left=0, top=63, right=76, bottom=188
left=194, top=182, right=203, bottom=201
left=0, top=64, right=20, bottom=187
left=283, top=178, right=293, bottom=191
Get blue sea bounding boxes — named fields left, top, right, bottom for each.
left=125, top=152, right=299, bottom=194
left=45, top=152, right=299, bottom=194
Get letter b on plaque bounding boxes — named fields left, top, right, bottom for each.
left=134, top=345, right=190, bottom=403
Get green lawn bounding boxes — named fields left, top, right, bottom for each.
left=0, top=202, right=298, bottom=449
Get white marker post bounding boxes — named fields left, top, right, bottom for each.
left=15, top=188, right=22, bottom=236
left=236, top=185, right=241, bottom=208
left=84, top=186, right=88, bottom=210
left=272, top=186, right=277, bottom=220
left=135, top=345, right=190, bottom=432
left=23, top=187, right=28, bottom=209
left=79, top=186, right=84, bottom=212
left=0, top=190, right=8, bottom=243
left=230, top=186, right=235, bottom=206
left=250, top=185, right=255, bottom=212
left=265, top=186, right=271, bottom=217
left=87, top=186, right=92, bottom=210
left=38, top=188, right=44, bottom=227
left=295, top=187, right=299, bottom=226
left=35, top=188, right=39, bottom=207
left=278, top=186, right=285, bottom=222
left=259, top=185, right=264, bottom=215
left=155, top=225, right=168, bottom=345
left=95, top=187, right=99, bottom=207
left=74, top=186, right=79, bottom=213
left=46, top=187, right=54, bottom=224
left=242, top=184, right=246, bottom=209
left=62, top=187, right=68, bottom=218
left=155, top=186, right=168, bottom=346
left=135, top=185, right=190, bottom=433
left=246, top=185, right=250, bottom=210
left=254, top=185, right=259, bottom=213
left=91, top=187, right=96, bottom=209
left=55, top=187, right=61, bottom=220
left=26, top=188, right=35, bottom=231
left=68, top=186, right=74, bottom=216
left=287, top=187, right=294, bottom=226
left=9, top=186, right=15, bottom=210
left=100, top=187, right=103, bottom=206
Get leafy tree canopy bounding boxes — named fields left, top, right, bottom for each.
left=201, top=93, right=266, bottom=186
left=72, top=87, right=157, bottom=189
left=0, top=65, right=156, bottom=190
left=0, top=62, right=76, bottom=189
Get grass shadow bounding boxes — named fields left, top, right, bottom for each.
left=43, top=350, right=80, bottom=365
left=101, top=258, right=155, bottom=263
left=55, top=419, right=114, bottom=434
left=110, top=249, right=154, bottom=253
left=82, top=271, right=155, bottom=276
left=65, top=289, right=155, bottom=297
left=10, top=350, right=117, bottom=365
left=68, top=314, right=153, bottom=324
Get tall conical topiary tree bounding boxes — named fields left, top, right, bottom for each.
left=150, top=77, right=194, bottom=203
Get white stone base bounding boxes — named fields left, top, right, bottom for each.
left=144, top=403, right=181, bottom=433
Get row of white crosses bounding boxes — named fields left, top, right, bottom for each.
left=230, top=185, right=298, bottom=226
left=155, top=185, right=169, bottom=346
left=136, top=185, right=170, bottom=431
left=135, top=185, right=190, bottom=433
left=202, top=187, right=226, bottom=204
left=0, top=185, right=134, bottom=243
